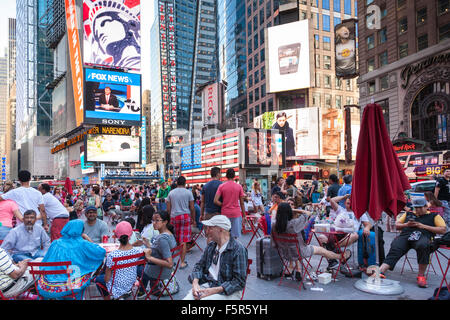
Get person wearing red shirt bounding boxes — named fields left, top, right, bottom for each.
left=214, top=169, right=246, bottom=239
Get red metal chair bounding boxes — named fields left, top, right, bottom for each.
left=433, top=245, right=450, bottom=300
left=94, top=252, right=147, bottom=300
left=144, top=244, right=184, bottom=300
left=244, top=215, right=263, bottom=249
left=241, top=259, right=252, bottom=300
left=272, top=232, right=316, bottom=292
left=187, top=225, right=205, bottom=252
left=28, top=261, right=79, bottom=300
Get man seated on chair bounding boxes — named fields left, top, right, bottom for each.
left=316, top=194, right=371, bottom=272
left=83, top=206, right=109, bottom=243
left=184, top=215, right=248, bottom=300
left=1, top=210, right=50, bottom=263
left=376, top=197, right=446, bottom=288
left=0, top=247, right=35, bottom=299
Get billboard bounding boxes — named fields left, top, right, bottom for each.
left=65, top=0, right=84, bottom=127
left=80, top=145, right=94, bottom=175
left=84, top=68, right=141, bottom=126
left=335, top=19, right=358, bottom=78
left=86, top=134, right=140, bottom=163
left=266, top=19, right=311, bottom=93
left=254, top=108, right=320, bottom=159
left=202, top=83, right=220, bottom=125
left=83, top=0, right=141, bottom=70
left=242, top=128, right=285, bottom=168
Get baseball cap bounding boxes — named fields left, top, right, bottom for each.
left=201, top=215, right=232, bottom=231
left=85, top=206, right=97, bottom=213
left=114, top=221, right=133, bottom=238
left=411, top=198, right=427, bottom=208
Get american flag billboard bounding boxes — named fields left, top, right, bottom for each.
left=181, top=130, right=240, bottom=184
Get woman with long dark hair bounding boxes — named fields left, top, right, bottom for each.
left=136, top=197, right=152, bottom=231
left=137, top=211, right=177, bottom=299
left=272, top=202, right=351, bottom=280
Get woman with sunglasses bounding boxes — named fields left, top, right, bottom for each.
left=137, top=211, right=177, bottom=299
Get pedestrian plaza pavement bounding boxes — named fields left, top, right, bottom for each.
left=85, top=215, right=446, bottom=301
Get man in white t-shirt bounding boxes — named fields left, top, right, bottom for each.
left=0, top=170, right=48, bottom=232
left=38, top=183, right=69, bottom=241
left=318, top=194, right=371, bottom=271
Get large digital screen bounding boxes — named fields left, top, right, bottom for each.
left=84, top=68, right=141, bottom=126
left=86, top=134, right=140, bottom=163
left=335, top=19, right=357, bottom=78
left=266, top=20, right=311, bottom=93
left=83, top=0, right=141, bottom=70
left=243, top=128, right=285, bottom=168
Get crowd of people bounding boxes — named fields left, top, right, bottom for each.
left=0, top=167, right=448, bottom=300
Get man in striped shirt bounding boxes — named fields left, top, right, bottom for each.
left=0, top=247, right=29, bottom=297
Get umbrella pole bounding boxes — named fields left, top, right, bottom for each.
left=375, top=220, right=380, bottom=266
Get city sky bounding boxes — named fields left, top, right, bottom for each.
left=0, top=2, right=16, bottom=57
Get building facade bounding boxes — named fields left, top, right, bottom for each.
left=357, top=0, right=450, bottom=152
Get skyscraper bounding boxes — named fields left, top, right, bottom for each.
left=217, top=0, right=247, bottom=120
left=0, top=54, right=8, bottom=157
left=7, top=18, right=16, bottom=100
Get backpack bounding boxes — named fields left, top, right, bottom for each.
left=292, top=186, right=303, bottom=208
left=317, top=182, right=323, bottom=194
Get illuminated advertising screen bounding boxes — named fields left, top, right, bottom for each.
left=86, top=134, right=140, bottom=163
left=335, top=19, right=357, bottom=78
left=83, top=0, right=141, bottom=70
left=266, top=20, right=311, bottom=93
left=84, top=68, right=141, bottom=126
left=243, top=128, right=285, bottom=168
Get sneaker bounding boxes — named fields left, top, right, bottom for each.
left=327, top=259, right=339, bottom=271
left=417, top=275, right=428, bottom=288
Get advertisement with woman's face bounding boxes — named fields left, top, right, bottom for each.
left=83, top=0, right=141, bottom=70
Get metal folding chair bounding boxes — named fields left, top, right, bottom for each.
left=241, top=259, right=252, bottom=300
left=187, top=225, right=205, bottom=252
left=244, top=215, right=263, bottom=249
left=272, top=232, right=316, bottom=292
left=433, top=246, right=450, bottom=300
left=145, top=244, right=184, bottom=300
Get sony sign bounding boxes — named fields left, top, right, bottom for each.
left=202, top=82, right=219, bottom=125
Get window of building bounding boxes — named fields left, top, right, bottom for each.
left=249, top=91, right=253, bottom=104
left=260, top=8, right=264, bottom=25
left=255, top=70, right=259, bottom=83
left=255, top=88, right=260, bottom=101
left=248, top=21, right=252, bottom=35
left=324, top=55, right=331, bottom=69
left=323, top=36, right=331, bottom=50
left=439, top=23, right=450, bottom=42
left=261, top=101, right=266, bottom=114
left=255, top=102, right=260, bottom=115
left=346, top=96, right=353, bottom=105
left=335, top=77, right=342, bottom=90
left=368, top=81, right=376, bottom=95
left=248, top=74, right=253, bottom=88
left=253, top=0, right=257, bottom=11
left=313, top=93, right=321, bottom=107
left=397, top=0, right=406, bottom=8
left=324, top=75, right=331, bottom=88
left=367, top=0, right=374, bottom=4
left=399, top=42, right=408, bottom=58
left=249, top=108, right=254, bottom=123
left=376, top=99, right=390, bottom=132
left=247, top=5, right=252, bottom=17
left=334, top=0, right=341, bottom=12
left=268, top=98, right=274, bottom=111
left=378, top=28, right=387, bottom=44
left=261, top=66, right=265, bottom=80
left=315, top=54, right=320, bottom=68
left=301, top=10, right=308, bottom=20
left=248, top=58, right=253, bottom=72
left=254, top=54, right=259, bottom=67
left=323, top=0, right=330, bottom=10
left=260, top=48, right=265, bottom=62
left=334, top=17, right=341, bottom=28
left=335, top=95, right=342, bottom=108
left=380, top=75, right=389, bottom=91
left=367, top=34, right=375, bottom=50
left=380, top=3, right=387, bottom=18
left=417, top=7, right=427, bottom=25
left=398, top=17, right=408, bottom=34
left=346, top=79, right=352, bottom=91
left=316, top=73, right=321, bottom=87
left=323, top=15, right=331, bottom=32
left=254, top=34, right=258, bottom=50
left=325, top=94, right=332, bottom=107
left=367, top=57, right=375, bottom=72
left=418, top=34, right=428, bottom=51
left=314, top=35, right=320, bottom=48
left=261, top=84, right=266, bottom=97
left=438, top=0, right=450, bottom=15
left=248, top=39, right=252, bottom=55
left=344, top=0, right=351, bottom=15
left=253, top=16, right=258, bottom=31
left=266, top=1, right=272, bottom=19
left=379, top=51, right=388, bottom=66
left=260, top=28, right=264, bottom=46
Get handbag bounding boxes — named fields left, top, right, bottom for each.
left=157, top=275, right=179, bottom=296
left=334, top=210, right=354, bottom=229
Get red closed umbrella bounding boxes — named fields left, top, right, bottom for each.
left=65, top=177, right=73, bottom=196
left=351, top=104, right=411, bottom=221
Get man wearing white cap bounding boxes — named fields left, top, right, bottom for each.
left=183, top=215, right=248, bottom=300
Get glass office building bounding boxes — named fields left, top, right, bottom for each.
left=217, top=0, right=247, bottom=119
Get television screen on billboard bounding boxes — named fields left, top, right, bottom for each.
left=254, top=108, right=320, bottom=159
left=83, top=0, right=141, bottom=70
left=86, top=134, right=140, bottom=163
left=243, top=128, right=285, bottom=168
left=335, top=19, right=357, bottom=78
left=84, top=68, right=141, bottom=126
left=266, top=20, right=311, bottom=93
